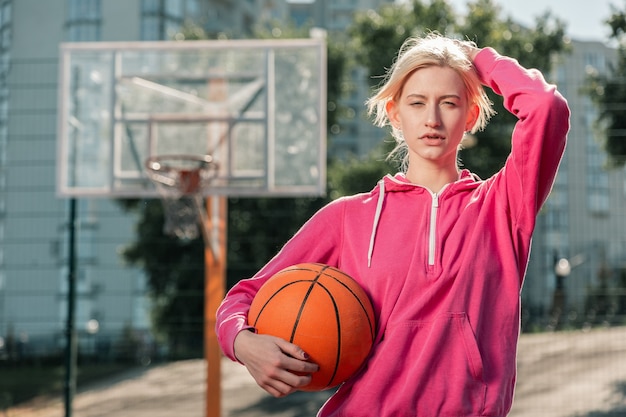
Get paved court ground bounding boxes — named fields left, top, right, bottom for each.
left=6, top=326, right=626, bottom=417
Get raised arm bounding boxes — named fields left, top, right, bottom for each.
left=473, top=47, right=570, bottom=231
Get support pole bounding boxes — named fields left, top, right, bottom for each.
left=204, top=196, right=227, bottom=417
left=64, top=198, right=78, bottom=417
left=65, top=66, right=80, bottom=417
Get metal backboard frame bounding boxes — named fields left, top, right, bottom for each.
left=57, top=38, right=327, bottom=198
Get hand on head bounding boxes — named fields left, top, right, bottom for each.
left=451, top=38, right=481, bottom=61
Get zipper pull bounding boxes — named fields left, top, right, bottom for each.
left=428, top=192, right=439, bottom=266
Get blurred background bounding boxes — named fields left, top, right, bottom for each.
left=1, top=0, right=626, bottom=416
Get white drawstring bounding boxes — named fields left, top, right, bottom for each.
left=367, top=179, right=386, bottom=268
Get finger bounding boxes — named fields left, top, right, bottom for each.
left=255, top=366, right=312, bottom=397
left=278, top=371, right=313, bottom=394
left=273, top=338, right=319, bottom=374
left=274, top=337, right=311, bottom=361
left=283, top=355, right=319, bottom=374
left=262, top=378, right=297, bottom=398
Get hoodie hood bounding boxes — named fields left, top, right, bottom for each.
left=367, top=170, right=480, bottom=267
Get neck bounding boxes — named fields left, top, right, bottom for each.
left=405, top=164, right=460, bottom=194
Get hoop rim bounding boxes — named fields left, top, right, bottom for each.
left=144, top=154, right=216, bottom=173
left=144, top=154, right=218, bottom=195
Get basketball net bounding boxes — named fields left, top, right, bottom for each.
left=144, top=155, right=217, bottom=242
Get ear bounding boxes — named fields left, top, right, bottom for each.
left=465, top=103, right=480, bottom=132
left=386, top=100, right=401, bottom=129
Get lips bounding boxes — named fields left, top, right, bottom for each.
left=420, top=133, right=446, bottom=144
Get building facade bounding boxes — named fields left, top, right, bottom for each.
left=524, top=40, right=626, bottom=328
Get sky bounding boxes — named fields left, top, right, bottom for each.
left=447, top=0, right=619, bottom=42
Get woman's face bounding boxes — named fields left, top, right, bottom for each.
left=386, top=65, right=478, bottom=169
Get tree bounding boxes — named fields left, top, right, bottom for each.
left=586, top=7, right=626, bottom=167
left=349, top=0, right=568, bottom=178
left=121, top=199, right=205, bottom=358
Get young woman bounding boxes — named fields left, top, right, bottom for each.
left=216, top=33, right=570, bottom=416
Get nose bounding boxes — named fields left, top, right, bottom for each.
left=425, top=106, right=441, bottom=128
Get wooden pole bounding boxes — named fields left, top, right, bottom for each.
left=205, top=196, right=227, bottom=417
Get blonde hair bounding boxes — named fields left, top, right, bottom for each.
left=366, top=33, right=495, bottom=169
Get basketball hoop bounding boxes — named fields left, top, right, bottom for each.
left=144, top=154, right=218, bottom=242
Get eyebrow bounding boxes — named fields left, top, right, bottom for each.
left=406, top=93, right=462, bottom=101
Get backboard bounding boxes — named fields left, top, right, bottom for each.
left=57, top=38, right=327, bottom=198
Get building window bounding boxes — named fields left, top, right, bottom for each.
left=0, top=0, right=11, bottom=266
left=586, top=134, right=610, bottom=214
left=66, top=0, right=101, bottom=42
left=165, top=0, right=183, bottom=19
left=185, top=0, right=199, bottom=16
left=584, top=51, right=606, bottom=73
left=68, top=24, right=99, bottom=42
left=582, top=96, right=610, bottom=214
left=141, top=16, right=161, bottom=41
left=140, top=0, right=185, bottom=41
left=142, top=0, right=161, bottom=13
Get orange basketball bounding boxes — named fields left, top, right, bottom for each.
left=248, top=263, right=376, bottom=391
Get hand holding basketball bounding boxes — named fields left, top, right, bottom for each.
left=234, top=330, right=319, bottom=398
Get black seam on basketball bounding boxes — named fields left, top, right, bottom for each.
left=324, top=273, right=376, bottom=342
left=319, top=264, right=342, bottom=388
left=252, top=280, right=318, bottom=327
left=289, top=271, right=324, bottom=343
left=313, top=280, right=342, bottom=388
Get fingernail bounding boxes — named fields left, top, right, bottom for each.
left=302, top=351, right=309, bottom=360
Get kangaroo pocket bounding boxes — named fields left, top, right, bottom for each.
left=343, top=312, right=487, bottom=416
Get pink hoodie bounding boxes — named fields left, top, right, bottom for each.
left=216, top=48, right=569, bottom=416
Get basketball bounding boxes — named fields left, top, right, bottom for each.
left=248, top=263, right=376, bottom=391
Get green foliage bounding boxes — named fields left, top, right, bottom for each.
left=227, top=196, right=327, bottom=288
left=176, top=21, right=212, bottom=41
left=585, top=8, right=626, bottom=167
left=122, top=200, right=205, bottom=357
left=328, top=141, right=398, bottom=197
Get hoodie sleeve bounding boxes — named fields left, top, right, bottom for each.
left=473, top=47, right=570, bottom=235
left=215, top=198, right=345, bottom=361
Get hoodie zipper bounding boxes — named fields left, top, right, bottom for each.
left=428, top=192, right=439, bottom=266
left=368, top=175, right=460, bottom=268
